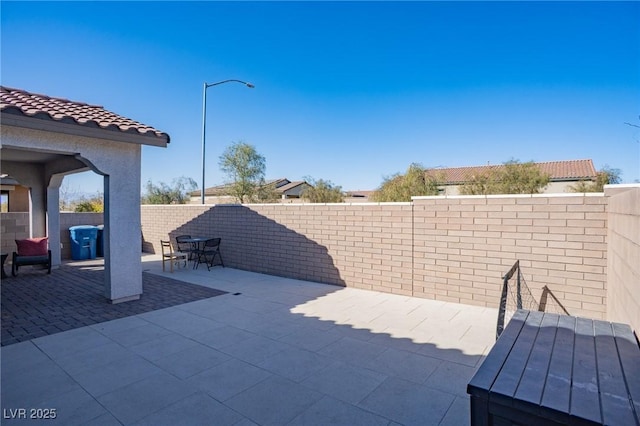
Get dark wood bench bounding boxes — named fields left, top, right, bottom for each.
left=12, top=250, right=52, bottom=276
left=468, top=310, right=640, bottom=425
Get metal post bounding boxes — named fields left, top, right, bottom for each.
left=199, top=80, right=254, bottom=205
left=516, top=262, right=522, bottom=310
left=200, top=82, right=208, bottom=204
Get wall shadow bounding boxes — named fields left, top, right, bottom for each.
left=158, top=205, right=347, bottom=287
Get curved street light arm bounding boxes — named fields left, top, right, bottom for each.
left=206, top=79, right=255, bottom=89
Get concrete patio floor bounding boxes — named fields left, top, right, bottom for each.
left=1, top=255, right=497, bottom=425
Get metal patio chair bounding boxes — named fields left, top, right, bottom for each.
left=193, top=238, right=224, bottom=270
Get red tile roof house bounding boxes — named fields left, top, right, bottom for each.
left=191, top=178, right=312, bottom=204
left=426, top=159, right=598, bottom=195
left=0, top=86, right=170, bottom=303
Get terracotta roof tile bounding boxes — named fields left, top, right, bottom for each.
left=427, top=159, right=597, bottom=184
left=0, top=86, right=169, bottom=142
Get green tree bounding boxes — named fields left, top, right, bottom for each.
left=59, top=181, right=81, bottom=211
left=458, top=169, right=495, bottom=195
left=371, top=163, right=441, bottom=202
left=301, top=178, right=344, bottom=203
left=254, top=179, right=281, bottom=203
left=570, top=165, right=622, bottom=193
left=74, top=193, right=104, bottom=212
left=141, top=177, right=197, bottom=204
left=219, top=141, right=266, bottom=203
left=459, top=160, right=550, bottom=195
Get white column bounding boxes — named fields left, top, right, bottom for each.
left=46, top=174, right=64, bottom=267
left=101, top=152, right=143, bottom=303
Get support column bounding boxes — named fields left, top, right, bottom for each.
left=46, top=174, right=64, bottom=267
left=102, top=161, right=142, bottom=303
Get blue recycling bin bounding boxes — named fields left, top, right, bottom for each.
left=69, top=225, right=98, bottom=260
left=96, top=225, right=105, bottom=257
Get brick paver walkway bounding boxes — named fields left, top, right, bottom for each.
left=1, top=263, right=226, bottom=346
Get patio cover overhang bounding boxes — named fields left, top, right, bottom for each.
left=0, top=86, right=170, bottom=303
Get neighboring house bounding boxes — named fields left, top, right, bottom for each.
left=341, top=159, right=598, bottom=202
left=1, top=86, right=170, bottom=303
left=426, top=159, right=598, bottom=195
left=191, top=178, right=312, bottom=204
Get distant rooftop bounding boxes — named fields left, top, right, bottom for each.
left=194, top=178, right=309, bottom=197
left=427, top=159, right=598, bottom=184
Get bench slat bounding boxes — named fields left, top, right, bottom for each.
left=490, top=310, right=544, bottom=406
left=570, top=317, right=601, bottom=423
left=467, top=309, right=529, bottom=397
left=540, top=314, right=576, bottom=423
left=594, top=321, right=637, bottom=425
left=514, top=312, right=558, bottom=407
left=612, top=322, right=640, bottom=424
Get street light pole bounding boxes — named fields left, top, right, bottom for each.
left=201, top=79, right=255, bottom=204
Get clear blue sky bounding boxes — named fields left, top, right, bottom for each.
left=2, top=1, right=639, bottom=195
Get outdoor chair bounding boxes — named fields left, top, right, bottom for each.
left=12, top=237, right=51, bottom=276
left=160, top=240, right=188, bottom=273
left=193, top=238, right=224, bottom=270
left=175, top=235, right=194, bottom=261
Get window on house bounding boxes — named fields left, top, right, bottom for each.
left=1, top=191, right=9, bottom=212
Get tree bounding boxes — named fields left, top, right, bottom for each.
left=301, top=178, right=344, bottom=203
left=371, top=163, right=441, bottom=202
left=74, top=193, right=104, bottom=212
left=59, top=181, right=81, bottom=211
left=459, top=160, right=550, bottom=195
left=458, top=169, right=495, bottom=196
left=253, top=179, right=281, bottom=203
left=219, top=141, right=266, bottom=203
left=141, top=177, right=197, bottom=204
left=569, top=165, right=622, bottom=193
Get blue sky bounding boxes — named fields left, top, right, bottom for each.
left=2, top=1, right=639, bottom=195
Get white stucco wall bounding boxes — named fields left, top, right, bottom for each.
left=1, top=124, right=144, bottom=302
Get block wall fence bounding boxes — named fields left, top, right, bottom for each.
left=1, top=212, right=104, bottom=259
left=141, top=192, right=619, bottom=321
left=606, top=186, right=640, bottom=333
left=1, top=187, right=636, bottom=327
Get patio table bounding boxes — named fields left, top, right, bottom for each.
left=179, top=237, right=211, bottom=268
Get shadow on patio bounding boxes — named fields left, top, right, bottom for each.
left=1, top=256, right=496, bottom=425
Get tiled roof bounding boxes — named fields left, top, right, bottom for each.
left=276, top=181, right=308, bottom=193
left=196, top=178, right=305, bottom=196
left=0, top=86, right=169, bottom=143
left=427, top=159, right=597, bottom=184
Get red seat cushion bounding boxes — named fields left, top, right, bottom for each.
left=16, top=237, right=49, bottom=256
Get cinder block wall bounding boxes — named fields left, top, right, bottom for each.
left=59, top=212, right=104, bottom=259
left=413, top=194, right=608, bottom=319
left=141, top=203, right=414, bottom=295
left=606, top=186, right=640, bottom=332
left=0, top=212, right=30, bottom=255
left=141, top=193, right=609, bottom=319
left=0, top=212, right=104, bottom=260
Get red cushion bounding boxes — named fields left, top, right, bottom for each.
left=16, top=237, right=49, bottom=256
